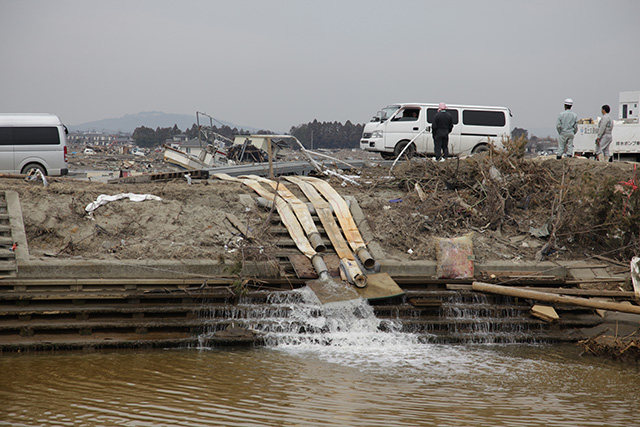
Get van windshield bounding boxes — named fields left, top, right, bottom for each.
left=379, top=106, right=401, bottom=121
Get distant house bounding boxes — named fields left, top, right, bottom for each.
left=167, top=138, right=207, bottom=157
left=68, top=131, right=133, bottom=148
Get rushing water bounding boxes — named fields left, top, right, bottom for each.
left=2, top=288, right=639, bottom=426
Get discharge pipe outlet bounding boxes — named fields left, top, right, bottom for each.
left=340, top=259, right=368, bottom=288
left=307, top=232, right=326, bottom=253
left=355, top=247, right=375, bottom=270
left=311, top=254, right=331, bottom=280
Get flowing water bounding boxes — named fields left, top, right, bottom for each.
left=2, top=288, right=639, bottom=426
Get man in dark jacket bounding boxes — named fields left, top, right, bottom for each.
left=432, top=102, right=454, bottom=161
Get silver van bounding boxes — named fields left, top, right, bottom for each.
left=0, top=113, right=69, bottom=176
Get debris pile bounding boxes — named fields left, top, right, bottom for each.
left=2, top=146, right=640, bottom=267
left=353, top=149, right=640, bottom=263
left=579, top=335, right=640, bottom=361
left=68, top=150, right=174, bottom=174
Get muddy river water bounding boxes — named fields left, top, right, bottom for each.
left=1, top=342, right=639, bottom=427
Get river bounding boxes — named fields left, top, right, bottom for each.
left=1, top=288, right=639, bottom=426
left=1, top=344, right=639, bottom=426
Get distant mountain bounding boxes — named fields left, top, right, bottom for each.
left=69, top=111, right=262, bottom=134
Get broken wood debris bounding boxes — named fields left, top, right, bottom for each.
left=579, top=335, right=640, bottom=361
left=107, top=169, right=209, bottom=184
left=530, top=304, right=559, bottom=322
left=472, top=281, right=640, bottom=315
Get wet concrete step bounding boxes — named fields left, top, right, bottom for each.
left=399, top=315, right=602, bottom=331
left=0, top=303, right=305, bottom=320
left=0, top=249, right=16, bottom=259
left=0, top=332, right=196, bottom=352
left=0, top=288, right=237, bottom=301
left=0, top=302, right=221, bottom=315
left=417, top=331, right=587, bottom=344
left=0, top=317, right=209, bottom=333
left=373, top=303, right=533, bottom=318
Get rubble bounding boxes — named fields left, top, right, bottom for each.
left=3, top=146, right=640, bottom=273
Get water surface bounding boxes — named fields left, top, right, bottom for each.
left=1, top=343, right=638, bottom=427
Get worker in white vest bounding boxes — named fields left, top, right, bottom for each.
left=556, top=98, right=578, bottom=159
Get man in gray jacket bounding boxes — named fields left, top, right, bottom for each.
left=556, top=98, right=578, bottom=159
left=596, top=104, right=614, bottom=161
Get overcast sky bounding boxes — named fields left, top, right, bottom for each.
left=1, top=0, right=638, bottom=135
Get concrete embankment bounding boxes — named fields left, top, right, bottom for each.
left=1, top=255, right=634, bottom=352
left=1, top=189, right=637, bottom=352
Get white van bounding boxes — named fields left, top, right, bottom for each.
left=0, top=114, right=69, bottom=176
left=360, top=103, right=512, bottom=159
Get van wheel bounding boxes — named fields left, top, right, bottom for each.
left=21, top=163, right=47, bottom=176
left=472, top=144, right=489, bottom=154
left=394, top=141, right=415, bottom=159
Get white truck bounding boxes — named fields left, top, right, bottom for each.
left=360, top=103, right=512, bottom=159
left=573, top=91, right=640, bottom=161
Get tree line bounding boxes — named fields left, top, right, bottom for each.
left=289, top=120, right=364, bottom=149
left=132, top=120, right=366, bottom=149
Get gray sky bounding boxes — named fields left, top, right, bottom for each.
left=1, top=0, right=638, bottom=136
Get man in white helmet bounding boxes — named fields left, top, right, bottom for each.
left=556, top=98, right=578, bottom=159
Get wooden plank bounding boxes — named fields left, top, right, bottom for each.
left=566, top=277, right=627, bottom=284
left=531, top=305, right=559, bottom=322
left=289, top=254, right=317, bottom=279
left=481, top=270, right=560, bottom=278
left=225, top=213, right=254, bottom=239
left=355, top=273, right=405, bottom=301
left=594, top=255, right=629, bottom=268
left=520, top=287, right=634, bottom=298
left=566, top=264, right=609, bottom=269
left=446, top=284, right=473, bottom=290
left=450, top=283, right=634, bottom=298
left=472, top=281, right=640, bottom=315
left=289, top=254, right=341, bottom=279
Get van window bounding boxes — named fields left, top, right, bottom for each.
left=392, top=108, right=421, bottom=121
left=462, top=110, right=506, bottom=127
left=0, top=127, right=61, bottom=145
left=379, top=106, right=400, bottom=121
left=0, top=127, right=12, bottom=145
left=14, top=127, right=61, bottom=145
left=426, top=108, right=459, bottom=124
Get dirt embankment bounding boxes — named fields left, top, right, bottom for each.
left=1, top=152, right=639, bottom=268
